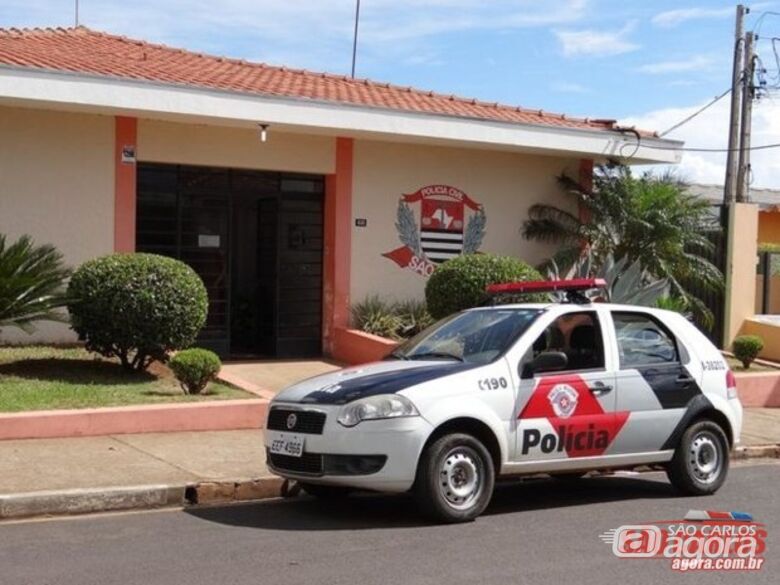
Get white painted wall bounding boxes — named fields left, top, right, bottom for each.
left=350, top=138, right=578, bottom=304
left=0, top=106, right=114, bottom=343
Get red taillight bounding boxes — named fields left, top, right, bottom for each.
left=726, top=370, right=738, bottom=399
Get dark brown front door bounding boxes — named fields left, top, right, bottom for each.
left=136, top=163, right=324, bottom=358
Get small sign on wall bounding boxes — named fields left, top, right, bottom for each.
left=198, top=234, right=220, bottom=248
left=121, top=145, right=136, bottom=164
left=355, top=218, right=368, bottom=227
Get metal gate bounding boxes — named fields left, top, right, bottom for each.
left=682, top=204, right=728, bottom=346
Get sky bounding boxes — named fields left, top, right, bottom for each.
left=4, top=1, right=780, bottom=188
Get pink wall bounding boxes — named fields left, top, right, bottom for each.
left=332, top=328, right=398, bottom=365
left=0, top=399, right=268, bottom=441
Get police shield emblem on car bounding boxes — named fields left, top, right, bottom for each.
left=265, top=279, right=743, bottom=524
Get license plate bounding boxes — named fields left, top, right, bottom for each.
left=270, top=434, right=305, bottom=458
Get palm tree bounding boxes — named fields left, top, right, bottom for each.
left=0, top=234, right=71, bottom=334
left=522, top=163, right=723, bottom=324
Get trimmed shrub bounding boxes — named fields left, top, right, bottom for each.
left=733, top=335, right=764, bottom=369
left=67, top=253, right=208, bottom=371
left=425, top=254, right=542, bottom=319
left=169, top=348, right=222, bottom=394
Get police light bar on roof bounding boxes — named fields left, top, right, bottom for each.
left=485, top=278, right=607, bottom=295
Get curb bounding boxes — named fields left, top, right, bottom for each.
left=732, top=444, right=780, bottom=460
left=0, top=484, right=186, bottom=520
left=2, top=445, right=778, bottom=521
left=0, top=476, right=284, bottom=521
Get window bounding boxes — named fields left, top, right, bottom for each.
left=391, top=309, right=542, bottom=365
left=528, top=311, right=604, bottom=371
left=613, top=312, right=678, bottom=367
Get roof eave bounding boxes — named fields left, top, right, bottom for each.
left=0, top=65, right=682, bottom=163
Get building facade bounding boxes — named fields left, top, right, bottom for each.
left=0, top=27, right=680, bottom=358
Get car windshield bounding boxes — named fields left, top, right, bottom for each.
left=390, top=308, right=543, bottom=365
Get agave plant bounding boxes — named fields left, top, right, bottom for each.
left=0, top=234, right=71, bottom=334
left=546, top=252, right=669, bottom=307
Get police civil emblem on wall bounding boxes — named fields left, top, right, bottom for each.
left=382, top=185, right=486, bottom=277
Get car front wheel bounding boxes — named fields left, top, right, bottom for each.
left=667, top=420, right=729, bottom=495
left=414, top=433, right=495, bottom=523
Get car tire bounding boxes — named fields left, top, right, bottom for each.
left=667, top=419, right=730, bottom=496
left=299, top=482, right=352, bottom=499
left=414, top=433, right=495, bottom=523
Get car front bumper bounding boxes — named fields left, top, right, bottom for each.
left=264, top=402, right=433, bottom=493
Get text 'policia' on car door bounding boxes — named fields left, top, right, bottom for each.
left=514, top=309, right=624, bottom=461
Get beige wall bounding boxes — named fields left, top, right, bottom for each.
left=350, top=138, right=578, bottom=304
left=725, top=202, right=759, bottom=347
left=0, top=106, right=114, bottom=343
left=138, top=120, right=335, bottom=174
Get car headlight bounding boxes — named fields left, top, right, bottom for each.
left=337, top=394, right=419, bottom=427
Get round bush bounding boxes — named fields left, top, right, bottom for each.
left=169, top=348, right=222, bottom=394
left=67, top=253, right=208, bottom=371
left=425, top=254, right=543, bottom=319
left=733, top=335, right=764, bottom=369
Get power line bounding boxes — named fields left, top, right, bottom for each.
left=751, top=10, right=780, bottom=35
left=625, top=139, right=780, bottom=153
left=658, top=87, right=732, bottom=137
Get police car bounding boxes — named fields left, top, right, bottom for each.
left=265, top=279, right=743, bottom=523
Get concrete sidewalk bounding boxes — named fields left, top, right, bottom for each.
left=0, top=430, right=269, bottom=494
left=0, top=409, right=778, bottom=520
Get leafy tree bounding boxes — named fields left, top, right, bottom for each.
left=522, top=163, right=722, bottom=323
left=0, top=234, right=71, bottom=334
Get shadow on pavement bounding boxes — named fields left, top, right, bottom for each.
left=186, top=474, right=678, bottom=531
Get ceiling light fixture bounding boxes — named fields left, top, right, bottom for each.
left=258, top=123, right=269, bottom=143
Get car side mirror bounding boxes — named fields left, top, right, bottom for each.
left=521, top=351, right=568, bottom=379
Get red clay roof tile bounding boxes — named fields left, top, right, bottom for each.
left=0, top=27, right=642, bottom=135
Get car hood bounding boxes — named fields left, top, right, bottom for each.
left=273, top=359, right=477, bottom=405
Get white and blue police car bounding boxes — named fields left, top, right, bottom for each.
left=265, top=279, right=743, bottom=523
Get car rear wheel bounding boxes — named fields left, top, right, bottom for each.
left=414, top=433, right=495, bottom=523
left=298, top=482, right=352, bottom=499
left=667, top=420, right=729, bottom=495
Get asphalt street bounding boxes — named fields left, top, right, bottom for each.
left=1, top=462, right=777, bottom=585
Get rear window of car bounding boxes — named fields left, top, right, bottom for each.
left=612, top=311, right=679, bottom=367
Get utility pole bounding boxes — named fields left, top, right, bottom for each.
left=350, top=0, right=361, bottom=78
left=736, top=31, right=756, bottom=203
left=75, top=0, right=79, bottom=26
left=724, top=4, right=747, bottom=204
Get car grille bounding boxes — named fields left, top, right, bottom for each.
left=267, top=451, right=324, bottom=476
left=267, top=408, right=326, bottom=435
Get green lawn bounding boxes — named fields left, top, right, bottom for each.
left=0, top=346, right=251, bottom=412
left=724, top=355, right=780, bottom=373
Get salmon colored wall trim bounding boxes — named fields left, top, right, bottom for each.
left=0, top=399, right=268, bottom=441
left=114, top=116, right=138, bottom=252
left=734, top=373, right=780, bottom=407
left=332, top=327, right=398, bottom=365
left=323, top=137, right=354, bottom=354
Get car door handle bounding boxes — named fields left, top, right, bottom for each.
left=676, top=375, right=695, bottom=386
left=589, top=382, right=613, bottom=395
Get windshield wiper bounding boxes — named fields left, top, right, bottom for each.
left=387, top=350, right=409, bottom=360
left=408, top=351, right=464, bottom=362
